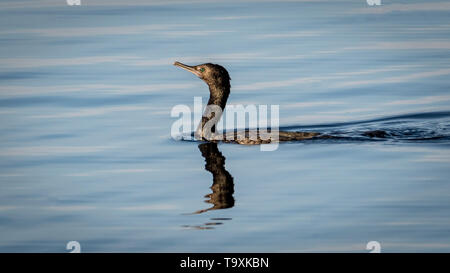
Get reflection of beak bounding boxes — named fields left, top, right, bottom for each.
left=174, top=61, right=201, bottom=77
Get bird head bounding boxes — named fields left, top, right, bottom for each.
left=173, top=61, right=230, bottom=89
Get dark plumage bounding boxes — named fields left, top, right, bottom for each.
left=174, top=61, right=390, bottom=144
left=174, top=61, right=321, bottom=143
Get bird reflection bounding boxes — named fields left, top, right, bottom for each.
left=195, top=143, right=235, bottom=213
left=182, top=143, right=235, bottom=230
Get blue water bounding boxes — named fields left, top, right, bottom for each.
left=1, top=0, right=450, bottom=252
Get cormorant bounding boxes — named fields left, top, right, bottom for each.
left=174, top=61, right=322, bottom=144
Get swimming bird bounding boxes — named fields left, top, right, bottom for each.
left=174, top=61, right=322, bottom=144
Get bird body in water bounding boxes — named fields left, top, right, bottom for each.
left=174, top=61, right=324, bottom=144
left=173, top=61, right=384, bottom=144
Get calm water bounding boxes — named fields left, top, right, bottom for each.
left=1, top=0, right=450, bottom=252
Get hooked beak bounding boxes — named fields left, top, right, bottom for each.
left=173, top=61, right=202, bottom=77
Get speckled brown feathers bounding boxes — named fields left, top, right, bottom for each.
left=174, top=61, right=324, bottom=144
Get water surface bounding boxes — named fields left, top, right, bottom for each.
left=1, top=0, right=450, bottom=252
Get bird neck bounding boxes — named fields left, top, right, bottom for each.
left=197, top=82, right=230, bottom=139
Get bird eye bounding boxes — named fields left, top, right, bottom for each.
left=199, top=68, right=205, bottom=72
